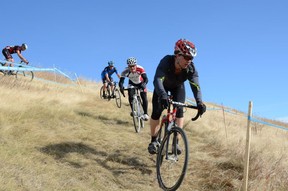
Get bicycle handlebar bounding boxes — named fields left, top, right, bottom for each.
left=170, top=100, right=201, bottom=121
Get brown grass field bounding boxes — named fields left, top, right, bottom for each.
left=0, top=74, right=287, bottom=191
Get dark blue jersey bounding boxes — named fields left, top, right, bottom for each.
left=101, top=66, right=119, bottom=79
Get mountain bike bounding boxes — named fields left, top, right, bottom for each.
left=0, top=61, right=34, bottom=81
left=123, top=86, right=144, bottom=133
left=100, top=81, right=121, bottom=108
left=156, top=96, right=200, bottom=191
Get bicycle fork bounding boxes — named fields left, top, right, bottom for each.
left=164, top=123, right=179, bottom=161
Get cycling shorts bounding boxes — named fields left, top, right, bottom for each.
left=2, top=49, right=12, bottom=59
left=151, top=84, right=186, bottom=120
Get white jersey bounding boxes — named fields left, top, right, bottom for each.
left=121, top=65, right=146, bottom=84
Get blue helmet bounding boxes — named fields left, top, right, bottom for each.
left=108, top=61, right=114, bottom=66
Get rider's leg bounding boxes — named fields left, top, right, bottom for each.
left=175, top=117, right=184, bottom=128
left=128, top=88, right=134, bottom=110
left=140, top=91, right=148, bottom=114
left=140, top=91, right=149, bottom=120
left=103, top=82, right=108, bottom=98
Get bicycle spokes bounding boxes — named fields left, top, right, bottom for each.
left=156, top=127, right=189, bottom=191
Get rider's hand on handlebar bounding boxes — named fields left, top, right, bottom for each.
left=197, top=101, right=206, bottom=115
left=160, top=98, right=169, bottom=109
left=140, top=82, right=146, bottom=90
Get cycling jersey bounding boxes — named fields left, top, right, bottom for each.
left=120, top=65, right=147, bottom=85
left=119, top=64, right=149, bottom=115
left=101, top=66, right=119, bottom=80
left=153, top=55, right=202, bottom=103
left=2, top=46, right=22, bottom=59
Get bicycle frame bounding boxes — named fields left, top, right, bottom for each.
left=124, top=85, right=144, bottom=133
left=0, top=60, right=34, bottom=81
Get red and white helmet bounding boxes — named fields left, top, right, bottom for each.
left=174, top=39, right=197, bottom=57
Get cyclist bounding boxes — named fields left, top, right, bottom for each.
left=119, top=57, right=149, bottom=121
left=148, top=39, right=206, bottom=154
left=1, top=43, right=29, bottom=74
left=101, top=61, right=121, bottom=99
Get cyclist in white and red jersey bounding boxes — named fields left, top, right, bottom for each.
left=148, top=39, right=206, bottom=154
left=119, top=57, right=149, bottom=121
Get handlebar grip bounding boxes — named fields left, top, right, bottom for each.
left=191, top=111, right=201, bottom=121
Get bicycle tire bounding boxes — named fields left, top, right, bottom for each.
left=16, top=71, right=34, bottom=81
left=132, top=98, right=141, bottom=133
left=156, top=126, right=189, bottom=191
left=100, top=86, right=104, bottom=99
left=114, top=88, right=121, bottom=108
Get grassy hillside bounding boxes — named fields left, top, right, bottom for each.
left=0, top=75, right=287, bottom=191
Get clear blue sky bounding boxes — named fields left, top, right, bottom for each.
left=2, top=0, right=288, bottom=122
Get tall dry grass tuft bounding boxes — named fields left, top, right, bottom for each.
left=0, top=75, right=287, bottom=191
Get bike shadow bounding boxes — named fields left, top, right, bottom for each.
left=38, top=141, right=152, bottom=175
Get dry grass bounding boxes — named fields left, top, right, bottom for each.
left=0, top=75, right=287, bottom=191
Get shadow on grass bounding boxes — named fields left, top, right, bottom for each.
left=39, top=141, right=152, bottom=175
left=76, top=111, right=129, bottom=125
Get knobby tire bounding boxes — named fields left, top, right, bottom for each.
left=156, top=126, right=189, bottom=191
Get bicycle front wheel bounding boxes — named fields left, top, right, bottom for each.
left=132, top=98, right=141, bottom=133
left=156, top=126, right=189, bottom=191
left=100, top=86, right=104, bottom=99
left=114, top=89, right=121, bottom=108
left=16, top=71, right=34, bottom=81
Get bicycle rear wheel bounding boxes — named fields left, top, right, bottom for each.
left=114, top=89, right=121, bottom=108
left=132, top=98, right=141, bottom=133
left=156, top=126, right=189, bottom=191
left=16, top=71, right=34, bottom=81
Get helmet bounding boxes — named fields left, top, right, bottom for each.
left=22, top=43, right=28, bottom=50
left=127, top=57, right=137, bottom=66
left=174, top=39, right=197, bottom=57
left=108, top=61, right=114, bottom=66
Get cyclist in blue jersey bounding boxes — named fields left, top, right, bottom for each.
left=101, top=61, right=121, bottom=98
left=148, top=39, right=206, bottom=154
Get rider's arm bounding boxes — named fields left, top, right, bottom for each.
left=153, top=56, right=170, bottom=99
left=105, top=73, right=111, bottom=82
left=188, top=63, right=203, bottom=104
left=119, top=77, right=125, bottom=89
left=16, top=49, right=28, bottom=64
left=141, top=73, right=148, bottom=85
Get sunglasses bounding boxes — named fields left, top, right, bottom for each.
left=180, top=54, right=193, bottom=61
left=129, top=65, right=136, bottom=68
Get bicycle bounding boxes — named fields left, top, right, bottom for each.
left=0, top=60, right=34, bottom=81
left=100, top=81, right=121, bottom=108
left=155, top=96, right=200, bottom=191
left=123, top=86, right=144, bottom=133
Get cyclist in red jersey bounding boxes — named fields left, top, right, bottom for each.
left=148, top=39, right=206, bottom=154
left=119, top=57, right=149, bottom=121
left=2, top=43, right=29, bottom=74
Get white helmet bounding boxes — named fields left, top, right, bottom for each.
left=22, top=43, right=28, bottom=50
left=127, top=57, right=137, bottom=66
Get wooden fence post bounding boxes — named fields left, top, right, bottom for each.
left=242, top=101, right=253, bottom=191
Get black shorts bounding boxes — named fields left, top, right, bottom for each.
left=2, top=49, right=12, bottom=59
left=102, top=77, right=113, bottom=84
left=151, top=84, right=186, bottom=120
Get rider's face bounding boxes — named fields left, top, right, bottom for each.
left=129, top=65, right=136, bottom=72
left=177, top=54, right=193, bottom=69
